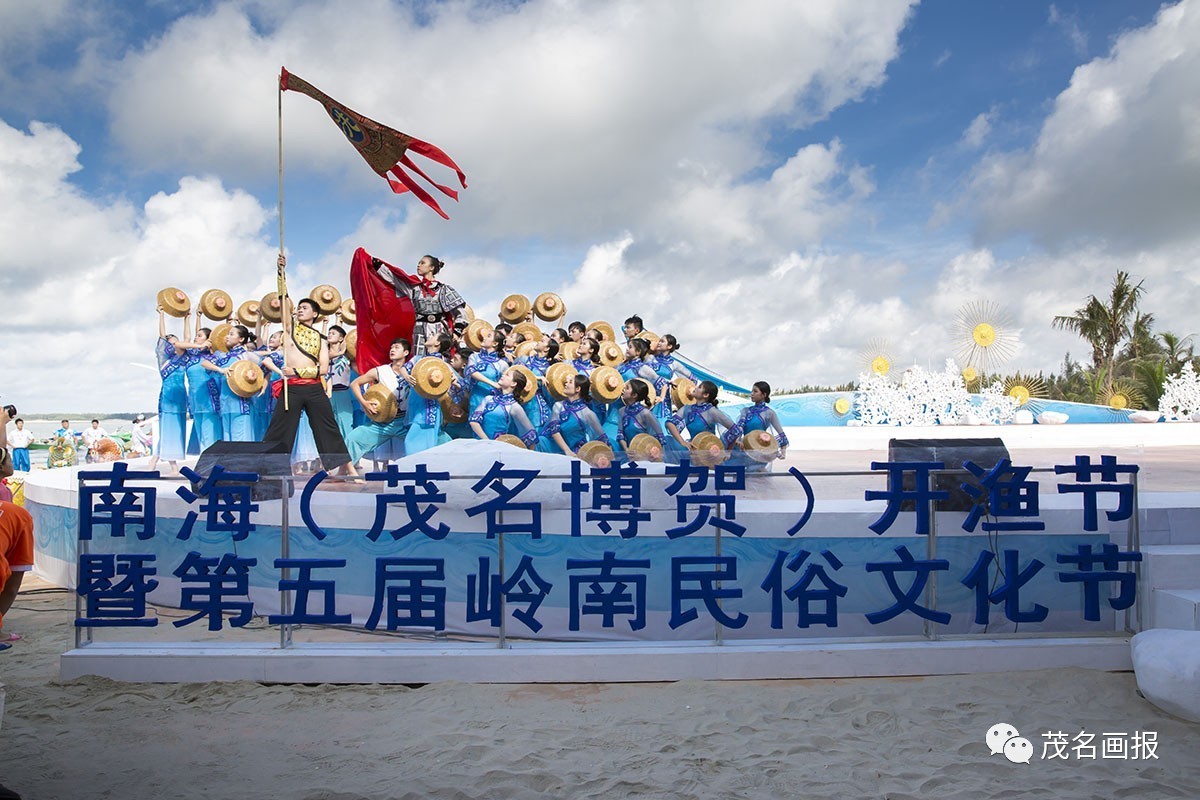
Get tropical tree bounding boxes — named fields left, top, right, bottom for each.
left=1052, top=271, right=1146, bottom=393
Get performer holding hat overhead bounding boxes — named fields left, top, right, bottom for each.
left=151, top=305, right=192, bottom=470
left=261, top=255, right=357, bottom=477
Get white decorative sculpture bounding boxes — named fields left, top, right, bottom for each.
left=1160, top=362, right=1200, bottom=421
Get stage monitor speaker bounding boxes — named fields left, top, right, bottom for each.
left=886, top=437, right=1011, bottom=512
left=193, top=440, right=293, bottom=501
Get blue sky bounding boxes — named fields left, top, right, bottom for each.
left=0, top=0, right=1196, bottom=411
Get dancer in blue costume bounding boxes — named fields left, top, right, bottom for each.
left=616, top=379, right=666, bottom=459
left=680, top=380, right=741, bottom=445
left=151, top=306, right=190, bottom=469
left=464, top=330, right=509, bottom=413
left=469, top=370, right=538, bottom=446
left=398, top=333, right=459, bottom=456
left=326, top=325, right=355, bottom=444
left=620, top=338, right=667, bottom=417
left=651, top=334, right=694, bottom=424
left=247, top=325, right=273, bottom=440
left=543, top=373, right=610, bottom=455
left=182, top=319, right=222, bottom=452
left=570, top=337, right=598, bottom=376
left=346, top=339, right=413, bottom=463
left=516, top=336, right=557, bottom=431
left=201, top=324, right=256, bottom=442
left=734, top=381, right=789, bottom=462
left=442, top=348, right=474, bottom=440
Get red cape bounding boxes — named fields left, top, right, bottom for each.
left=349, top=247, right=417, bottom=374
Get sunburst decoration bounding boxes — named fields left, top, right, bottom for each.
left=1099, top=380, right=1145, bottom=412
left=1002, top=373, right=1048, bottom=415
left=955, top=301, right=1017, bottom=377
left=960, top=364, right=980, bottom=392
left=857, top=338, right=894, bottom=377
left=833, top=396, right=852, bottom=417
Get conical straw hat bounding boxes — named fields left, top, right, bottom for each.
left=499, top=294, right=531, bottom=323
left=597, top=341, right=624, bottom=368
left=462, top=304, right=475, bottom=322
left=496, top=433, right=527, bottom=449
left=236, top=300, right=260, bottom=326
left=412, top=357, right=454, bottom=399
left=227, top=359, right=265, bottom=398
left=636, top=329, right=660, bottom=349
left=545, top=362, right=575, bottom=401
left=339, top=298, right=356, bottom=325
left=463, top=319, right=494, bottom=351
left=309, top=284, right=342, bottom=315
left=514, top=340, right=538, bottom=360
left=689, top=431, right=728, bottom=468
left=508, top=365, right=539, bottom=404
left=157, top=287, right=190, bottom=318
left=513, top=321, right=542, bottom=342
left=558, top=341, right=579, bottom=362
left=259, top=291, right=293, bottom=323
left=627, top=433, right=663, bottom=463
left=589, top=321, right=616, bottom=341
left=199, top=289, right=233, bottom=320
left=672, top=377, right=697, bottom=407
left=364, top=384, right=397, bottom=424
left=590, top=366, right=624, bottom=402
left=578, top=440, right=614, bottom=468
left=533, top=292, right=565, bottom=321
left=345, top=329, right=358, bottom=359
left=440, top=393, right=468, bottom=424
left=742, top=430, right=780, bottom=462
left=209, top=322, right=233, bottom=353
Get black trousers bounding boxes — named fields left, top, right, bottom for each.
left=263, top=382, right=351, bottom=470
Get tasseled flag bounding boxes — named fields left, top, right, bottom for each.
left=280, top=67, right=467, bottom=220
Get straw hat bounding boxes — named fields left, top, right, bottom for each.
left=590, top=366, right=624, bottom=402
left=597, top=341, right=624, bottom=368
left=411, top=357, right=454, bottom=399
left=157, top=287, right=190, bottom=318
left=533, top=292, right=565, bottom=321
left=463, top=319, right=494, bottom=351
left=545, top=362, right=576, bottom=401
left=209, top=322, right=233, bottom=353
left=227, top=359, right=265, bottom=398
left=558, top=341, right=579, bottom=362
left=742, top=430, right=780, bottom=462
left=259, top=291, right=293, bottom=323
left=309, top=284, right=342, bottom=315
left=508, top=364, right=539, bottom=404
left=94, top=437, right=123, bottom=462
left=199, top=289, right=233, bottom=320
left=626, top=433, right=663, bottom=463
left=689, top=431, right=728, bottom=468
left=588, top=321, right=616, bottom=341
left=578, top=440, right=614, bottom=469
left=345, top=329, right=358, bottom=359
left=440, top=393, right=468, bottom=424
left=496, top=433, right=527, bottom=449
left=514, top=340, right=538, bottom=360
left=672, top=377, right=697, bottom=407
left=339, top=298, right=357, bottom=325
left=364, top=384, right=397, bottom=424
left=236, top=300, right=261, bottom=326
left=499, top=294, right=531, bottom=323
left=636, top=329, right=660, bottom=349
left=513, top=321, right=542, bottom=342
left=462, top=304, right=475, bottom=322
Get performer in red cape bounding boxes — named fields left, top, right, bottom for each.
left=349, top=247, right=467, bottom=375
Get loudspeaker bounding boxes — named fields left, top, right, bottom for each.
left=887, top=438, right=1011, bottom=512
left=193, top=440, right=293, bottom=501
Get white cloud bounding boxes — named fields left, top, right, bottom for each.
left=960, top=111, right=992, bottom=149
left=972, top=0, right=1200, bottom=250
left=1048, top=4, right=1088, bottom=57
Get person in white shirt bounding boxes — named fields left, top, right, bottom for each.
left=129, top=414, right=153, bottom=456
left=7, top=419, right=33, bottom=472
left=81, top=419, right=109, bottom=463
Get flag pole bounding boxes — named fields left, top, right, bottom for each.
left=277, top=73, right=290, bottom=411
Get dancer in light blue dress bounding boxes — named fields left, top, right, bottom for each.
left=464, top=331, right=509, bottom=414
left=182, top=321, right=222, bottom=452
left=326, top=325, right=355, bottom=444
left=201, top=325, right=256, bottom=442
left=469, top=370, right=538, bottom=446
left=616, top=378, right=666, bottom=459
left=151, top=307, right=190, bottom=469
left=543, top=373, right=610, bottom=455
left=734, top=381, right=789, bottom=465
left=515, top=337, right=556, bottom=432
left=398, top=333, right=461, bottom=456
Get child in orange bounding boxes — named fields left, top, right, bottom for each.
left=0, top=499, right=34, bottom=648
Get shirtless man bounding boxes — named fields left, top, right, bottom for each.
left=262, top=255, right=357, bottom=477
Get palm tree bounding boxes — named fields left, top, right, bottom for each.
left=1159, top=331, right=1194, bottom=373
left=1052, top=271, right=1146, bottom=393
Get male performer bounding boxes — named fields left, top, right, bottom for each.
left=263, top=256, right=357, bottom=477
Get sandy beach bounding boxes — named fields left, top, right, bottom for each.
left=0, top=577, right=1196, bottom=800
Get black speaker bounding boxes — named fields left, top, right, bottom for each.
left=887, top=438, right=1011, bottom=512
left=193, top=440, right=293, bottom=501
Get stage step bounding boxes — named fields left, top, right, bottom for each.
left=1152, top=588, right=1200, bottom=631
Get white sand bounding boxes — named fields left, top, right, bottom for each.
left=1, top=578, right=1198, bottom=799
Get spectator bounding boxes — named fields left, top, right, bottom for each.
left=81, top=419, right=109, bottom=463
left=0, top=498, right=34, bottom=650
left=7, top=418, right=32, bottom=472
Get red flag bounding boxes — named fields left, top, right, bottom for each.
left=280, top=67, right=467, bottom=220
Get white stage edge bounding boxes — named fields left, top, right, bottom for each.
left=60, top=636, right=1132, bottom=684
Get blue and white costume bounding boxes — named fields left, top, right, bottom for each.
left=155, top=337, right=189, bottom=460
left=469, top=391, right=538, bottom=445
